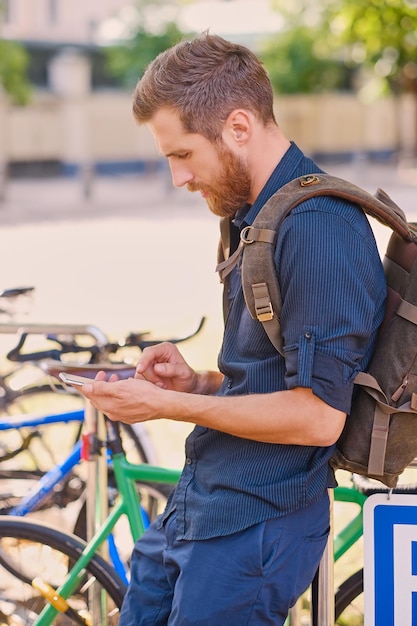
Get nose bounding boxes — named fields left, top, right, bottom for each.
left=169, top=161, right=194, bottom=188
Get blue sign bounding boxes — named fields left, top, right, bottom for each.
left=364, top=493, right=417, bottom=625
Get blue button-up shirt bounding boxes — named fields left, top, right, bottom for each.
left=164, top=142, right=386, bottom=540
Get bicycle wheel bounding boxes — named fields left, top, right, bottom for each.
left=0, top=386, right=83, bottom=471
left=73, top=480, right=174, bottom=554
left=0, top=516, right=126, bottom=625
left=335, top=568, right=363, bottom=625
left=0, top=397, right=155, bottom=470
left=119, top=422, right=157, bottom=465
left=0, top=401, right=157, bottom=518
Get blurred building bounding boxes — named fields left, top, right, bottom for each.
left=1, top=0, right=130, bottom=44
left=0, top=0, right=414, bottom=181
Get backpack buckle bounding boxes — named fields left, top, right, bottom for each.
left=240, top=225, right=255, bottom=244
left=256, top=303, right=274, bottom=322
left=300, top=175, right=321, bottom=187
left=252, top=282, right=275, bottom=321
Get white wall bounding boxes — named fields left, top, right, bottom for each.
left=275, top=94, right=399, bottom=157
left=1, top=0, right=130, bottom=44
left=3, top=90, right=409, bottom=170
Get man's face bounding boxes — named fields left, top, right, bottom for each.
left=148, top=108, right=252, bottom=217
left=188, top=142, right=252, bottom=218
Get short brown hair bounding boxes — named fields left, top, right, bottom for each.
left=132, top=32, right=276, bottom=141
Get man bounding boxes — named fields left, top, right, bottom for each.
left=80, top=32, right=386, bottom=625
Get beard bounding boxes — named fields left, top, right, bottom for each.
left=187, top=144, right=252, bottom=218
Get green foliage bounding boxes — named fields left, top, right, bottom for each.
left=0, top=39, right=32, bottom=104
left=260, top=26, right=350, bottom=94
left=270, top=0, right=417, bottom=95
left=105, top=21, right=187, bottom=89
left=324, top=0, right=417, bottom=94
left=103, top=1, right=191, bottom=89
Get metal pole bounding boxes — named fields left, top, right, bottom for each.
left=0, top=87, right=8, bottom=204
left=312, top=489, right=334, bottom=626
left=84, top=399, right=109, bottom=624
left=0, top=160, right=7, bottom=203
left=288, top=598, right=303, bottom=625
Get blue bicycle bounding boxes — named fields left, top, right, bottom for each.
left=0, top=318, right=205, bottom=535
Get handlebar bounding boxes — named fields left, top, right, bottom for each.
left=0, top=286, right=35, bottom=320
left=0, top=286, right=35, bottom=299
left=1, top=317, right=206, bottom=364
left=123, top=315, right=206, bottom=348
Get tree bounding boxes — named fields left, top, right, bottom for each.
left=325, top=0, right=417, bottom=97
left=269, top=0, right=417, bottom=156
left=270, top=0, right=417, bottom=97
left=105, top=22, right=187, bottom=89
left=260, top=25, right=351, bottom=94
left=0, top=37, right=31, bottom=104
left=102, top=0, right=191, bottom=89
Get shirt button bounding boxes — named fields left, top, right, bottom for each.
left=304, top=331, right=312, bottom=339
left=185, top=457, right=193, bottom=465
left=227, top=378, right=233, bottom=389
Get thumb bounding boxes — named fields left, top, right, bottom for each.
left=154, top=363, right=169, bottom=376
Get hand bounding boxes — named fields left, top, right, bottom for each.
left=135, top=342, right=198, bottom=393
left=80, top=374, right=165, bottom=424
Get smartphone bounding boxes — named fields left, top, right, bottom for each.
left=59, top=372, right=94, bottom=387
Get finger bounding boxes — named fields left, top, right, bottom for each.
left=153, top=362, right=187, bottom=379
left=135, top=364, right=166, bottom=386
left=82, top=378, right=132, bottom=398
left=136, top=342, right=180, bottom=374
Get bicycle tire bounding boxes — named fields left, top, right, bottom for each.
left=0, top=381, right=67, bottom=414
left=73, top=480, right=174, bottom=541
left=0, top=516, right=126, bottom=625
left=0, top=384, right=85, bottom=472
left=0, top=394, right=157, bottom=517
left=0, top=391, right=155, bottom=467
left=120, top=421, right=156, bottom=465
left=334, top=568, right=363, bottom=625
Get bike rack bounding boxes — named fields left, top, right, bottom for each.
left=312, top=490, right=335, bottom=626
left=0, top=323, right=109, bottom=346
left=82, top=399, right=110, bottom=624
left=287, top=490, right=335, bottom=626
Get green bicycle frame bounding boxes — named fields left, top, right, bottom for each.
left=34, top=453, right=366, bottom=625
left=333, top=484, right=367, bottom=562
left=35, top=453, right=181, bottom=625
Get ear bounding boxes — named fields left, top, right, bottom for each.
left=223, top=109, right=253, bottom=146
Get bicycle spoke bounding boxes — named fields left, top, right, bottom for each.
left=0, top=519, right=125, bottom=625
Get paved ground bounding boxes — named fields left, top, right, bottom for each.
left=1, top=158, right=416, bottom=226
left=0, top=169, right=223, bottom=466
left=0, top=159, right=415, bottom=619
left=0, top=158, right=416, bottom=464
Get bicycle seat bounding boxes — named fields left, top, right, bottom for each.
left=40, top=359, right=136, bottom=381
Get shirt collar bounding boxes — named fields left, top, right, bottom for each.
left=234, top=141, right=306, bottom=229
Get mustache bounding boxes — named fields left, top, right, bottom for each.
left=187, top=182, right=205, bottom=193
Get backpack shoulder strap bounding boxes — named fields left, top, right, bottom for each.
left=239, top=173, right=417, bottom=355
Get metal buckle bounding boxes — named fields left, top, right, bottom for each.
left=240, top=225, right=255, bottom=244
left=256, top=303, right=274, bottom=322
left=300, top=175, right=321, bottom=187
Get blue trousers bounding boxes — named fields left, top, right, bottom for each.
left=119, top=492, right=330, bottom=625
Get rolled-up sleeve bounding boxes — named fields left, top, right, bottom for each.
left=285, top=335, right=354, bottom=412
left=278, top=198, right=386, bottom=413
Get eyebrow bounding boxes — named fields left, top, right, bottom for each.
left=164, top=149, right=189, bottom=158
